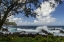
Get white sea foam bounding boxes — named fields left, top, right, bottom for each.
left=36, top=26, right=48, bottom=32
left=17, top=26, right=62, bottom=35
left=17, top=26, right=48, bottom=33
left=5, top=26, right=64, bottom=36
left=54, top=33, right=64, bottom=36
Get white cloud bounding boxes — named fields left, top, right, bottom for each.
left=7, top=16, right=23, bottom=25
left=34, top=20, right=38, bottom=23
left=8, top=16, right=22, bottom=22
left=7, top=0, right=59, bottom=25
left=34, top=0, right=58, bottom=24
left=7, top=16, right=31, bottom=25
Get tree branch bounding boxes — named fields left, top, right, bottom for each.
left=0, top=3, right=15, bottom=29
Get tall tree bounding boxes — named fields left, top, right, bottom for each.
left=0, top=0, right=62, bottom=29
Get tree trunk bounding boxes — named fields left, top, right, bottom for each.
left=0, top=14, right=1, bottom=23
left=0, top=4, right=14, bottom=29
left=0, top=13, right=8, bottom=29
left=0, top=14, right=1, bottom=22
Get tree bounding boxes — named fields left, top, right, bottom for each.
left=0, top=0, right=62, bottom=29
left=7, top=22, right=17, bottom=26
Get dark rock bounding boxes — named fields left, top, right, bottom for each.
left=2, top=28, right=8, bottom=32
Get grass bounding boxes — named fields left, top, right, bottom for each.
left=0, top=35, right=64, bottom=42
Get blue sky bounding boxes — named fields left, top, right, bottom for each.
left=52, top=2, right=64, bottom=24
left=9, top=0, right=64, bottom=26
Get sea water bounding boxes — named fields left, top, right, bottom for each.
left=5, top=26, right=64, bottom=32
left=7, top=26, right=37, bottom=32
left=3, top=26, right=64, bottom=36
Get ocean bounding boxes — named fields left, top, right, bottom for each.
left=2, top=26, right=64, bottom=36
left=4, top=26, right=64, bottom=29
left=3, top=26, right=64, bottom=32
left=8, top=26, right=38, bottom=29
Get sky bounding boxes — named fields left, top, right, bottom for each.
left=8, top=0, right=64, bottom=26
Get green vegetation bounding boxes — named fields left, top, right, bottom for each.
left=0, top=35, right=64, bottom=42
left=7, top=22, right=17, bottom=26
left=4, top=19, right=17, bottom=26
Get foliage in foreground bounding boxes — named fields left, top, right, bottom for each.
left=0, top=35, right=64, bottom=42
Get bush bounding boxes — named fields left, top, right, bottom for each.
left=0, top=35, right=64, bottom=42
